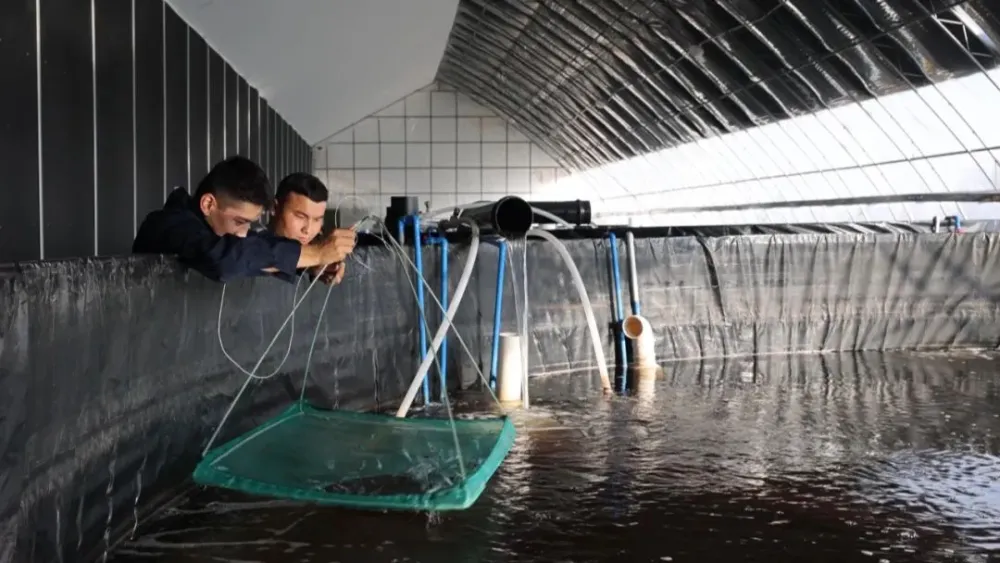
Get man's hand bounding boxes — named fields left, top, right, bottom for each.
left=312, top=261, right=346, bottom=286
left=298, top=228, right=356, bottom=268
left=317, top=228, right=356, bottom=265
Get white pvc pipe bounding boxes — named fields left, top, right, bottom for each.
left=526, top=228, right=612, bottom=392
left=395, top=221, right=480, bottom=418
left=497, top=333, right=524, bottom=403
left=622, top=314, right=657, bottom=368
left=633, top=366, right=657, bottom=399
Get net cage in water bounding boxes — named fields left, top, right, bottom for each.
left=194, top=402, right=516, bottom=511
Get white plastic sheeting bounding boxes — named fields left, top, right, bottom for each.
left=531, top=70, right=1000, bottom=226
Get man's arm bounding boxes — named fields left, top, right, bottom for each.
left=134, top=210, right=301, bottom=282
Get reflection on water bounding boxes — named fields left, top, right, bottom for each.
left=111, top=352, right=1000, bottom=562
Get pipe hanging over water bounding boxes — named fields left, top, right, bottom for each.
left=453, top=196, right=591, bottom=238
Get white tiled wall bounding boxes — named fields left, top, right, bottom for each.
left=551, top=68, right=1000, bottom=226
left=313, top=83, right=569, bottom=215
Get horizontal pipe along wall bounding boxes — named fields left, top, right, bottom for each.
left=4, top=231, right=1000, bottom=560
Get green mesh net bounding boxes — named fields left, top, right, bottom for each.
left=193, top=402, right=516, bottom=511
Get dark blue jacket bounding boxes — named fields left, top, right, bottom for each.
left=132, top=187, right=302, bottom=283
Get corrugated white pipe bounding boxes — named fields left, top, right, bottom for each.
left=527, top=228, right=612, bottom=392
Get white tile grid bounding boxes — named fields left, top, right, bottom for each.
left=313, top=82, right=569, bottom=216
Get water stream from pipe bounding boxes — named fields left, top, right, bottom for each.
left=506, top=237, right=530, bottom=407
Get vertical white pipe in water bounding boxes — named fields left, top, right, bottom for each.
left=497, top=333, right=524, bottom=403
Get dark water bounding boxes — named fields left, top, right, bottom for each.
left=111, top=351, right=1000, bottom=562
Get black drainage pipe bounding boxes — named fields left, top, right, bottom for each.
left=454, top=197, right=591, bottom=238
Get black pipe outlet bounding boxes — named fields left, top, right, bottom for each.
left=458, top=196, right=535, bottom=238
left=454, top=197, right=591, bottom=238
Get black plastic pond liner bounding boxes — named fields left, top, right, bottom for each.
left=4, top=231, right=1000, bottom=562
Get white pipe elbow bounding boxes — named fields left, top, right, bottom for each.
left=622, top=314, right=657, bottom=368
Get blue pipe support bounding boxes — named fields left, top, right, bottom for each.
left=608, top=234, right=628, bottom=393
left=489, top=239, right=509, bottom=390
left=411, top=216, right=429, bottom=404
left=426, top=235, right=449, bottom=401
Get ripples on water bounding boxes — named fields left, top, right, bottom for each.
left=111, top=351, right=1000, bottom=562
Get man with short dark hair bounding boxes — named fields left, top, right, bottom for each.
left=133, top=157, right=354, bottom=282
left=270, top=172, right=348, bottom=286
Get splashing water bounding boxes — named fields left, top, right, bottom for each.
left=102, top=445, right=116, bottom=563
left=131, top=454, right=147, bottom=540
left=507, top=237, right=530, bottom=406
left=55, top=505, right=63, bottom=563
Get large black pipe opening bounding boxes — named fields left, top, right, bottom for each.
left=453, top=196, right=533, bottom=238
left=492, top=196, right=535, bottom=237
left=455, top=196, right=590, bottom=238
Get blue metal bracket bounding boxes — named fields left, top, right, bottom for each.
left=608, top=233, right=628, bottom=393
left=398, top=215, right=430, bottom=404
left=426, top=233, right=449, bottom=402
left=487, top=238, right=509, bottom=390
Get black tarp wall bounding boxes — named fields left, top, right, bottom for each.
left=2, top=231, right=1000, bottom=562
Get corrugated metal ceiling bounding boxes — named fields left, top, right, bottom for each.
left=437, top=0, right=1000, bottom=171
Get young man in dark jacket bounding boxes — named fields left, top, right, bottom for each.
left=269, top=172, right=348, bottom=286
left=133, top=156, right=354, bottom=282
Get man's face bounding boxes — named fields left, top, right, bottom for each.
left=199, top=193, right=263, bottom=238
left=273, top=192, right=327, bottom=245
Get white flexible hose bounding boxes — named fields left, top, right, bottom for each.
left=371, top=225, right=504, bottom=409
left=527, top=228, right=612, bottom=392
left=217, top=274, right=303, bottom=380
left=530, top=207, right=573, bottom=227
left=395, top=219, right=480, bottom=418
left=202, top=258, right=335, bottom=457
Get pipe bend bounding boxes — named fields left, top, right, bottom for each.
left=622, top=314, right=657, bottom=368
left=527, top=228, right=612, bottom=392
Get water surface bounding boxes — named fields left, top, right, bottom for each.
left=112, top=351, right=1000, bottom=562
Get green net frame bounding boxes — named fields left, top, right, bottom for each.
left=194, top=402, right=516, bottom=511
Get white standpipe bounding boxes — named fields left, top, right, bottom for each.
left=635, top=367, right=657, bottom=396
left=526, top=228, right=612, bottom=392
left=497, top=333, right=524, bottom=403
left=396, top=221, right=480, bottom=418
left=622, top=314, right=657, bottom=368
